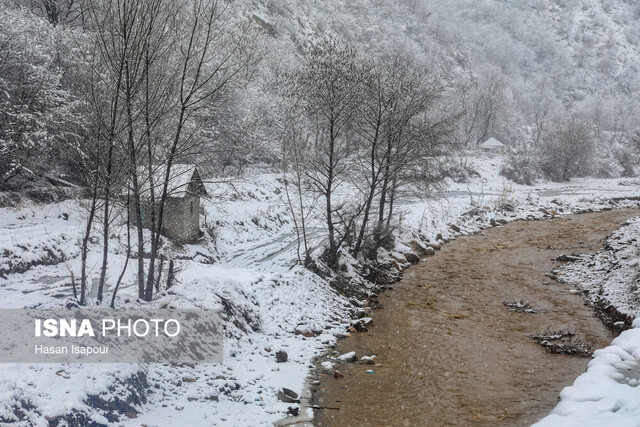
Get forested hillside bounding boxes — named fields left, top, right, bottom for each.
left=3, top=0, right=640, bottom=189
left=240, top=0, right=640, bottom=180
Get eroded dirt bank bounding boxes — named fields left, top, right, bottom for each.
left=313, top=209, right=639, bottom=426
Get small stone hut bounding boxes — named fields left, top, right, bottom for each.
left=480, top=137, right=506, bottom=154
left=127, top=164, right=208, bottom=243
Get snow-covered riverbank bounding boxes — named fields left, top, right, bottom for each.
left=536, top=218, right=640, bottom=427
left=535, top=321, right=640, bottom=427
left=1, top=154, right=640, bottom=425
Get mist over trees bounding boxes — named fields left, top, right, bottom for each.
left=2, top=0, right=640, bottom=303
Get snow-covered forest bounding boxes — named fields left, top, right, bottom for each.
left=4, top=0, right=640, bottom=191
left=1, top=0, right=640, bottom=425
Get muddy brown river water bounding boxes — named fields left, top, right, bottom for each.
left=312, top=209, right=639, bottom=426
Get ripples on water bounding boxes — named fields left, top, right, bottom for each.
left=313, top=209, right=639, bottom=426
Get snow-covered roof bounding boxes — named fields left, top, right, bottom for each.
left=480, top=137, right=505, bottom=148
left=127, top=164, right=208, bottom=199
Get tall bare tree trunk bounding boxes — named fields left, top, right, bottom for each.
left=386, top=174, right=398, bottom=230
left=354, top=114, right=382, bottom=255
left=111, top=192, right=131, bottom=308
left=97, top=144, right=112, bottom=303
left=80, top=151, right=101, bottom=306
left=377, top=135, right=393, bottom=230
left=80, top=198, right=97, bottom=306
left=97, top=87, right=122, bottom=302
left=124, top=63, right=146, bottom=300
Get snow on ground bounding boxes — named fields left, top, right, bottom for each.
left=1, top=153, right=640, bottom=425
left=535, top=217, right=640, bottom=427
left=0, top=200, right=81, bottom=280
left=397, top=154, right=640, bottom=245
left=553, top=217, right=640, bottom=319
left=535, top=319, right=640, bottom=427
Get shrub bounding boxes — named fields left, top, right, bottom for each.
left=539, top=117, right=595, bottom=182
left=591, top=150, right=624, bottom=178
left=441, top=158, right=480, bottom=183
left=614, top=144, right=639, bottom=177
left=500, top=153, right=542, bottom=185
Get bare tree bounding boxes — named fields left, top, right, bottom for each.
left=279, top=107, right=315, bottom=264
left=374, top=60, right=451, bottom=236
left=144, top=0, right=258, bottom=301
left=282, top=45, right=454, bottom=266
left=285, top=39, right=367, bottom=267
left=351, top=59, right=387, bottom=256
left=78, top=140, right=101, bottom=306
left=458, top=71, right=506, bottom=146
left=110, top=192, right=131, bottom=308
left=530, top=83, right=557, bottom=146
left=83, top=0, right=258, bottom=304
left=87, top=0, right=170, bottom=301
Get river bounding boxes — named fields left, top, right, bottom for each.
left=312, top=209, right=639, bottom=426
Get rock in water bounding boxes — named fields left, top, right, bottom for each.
left=557, top=254, right=581, bottom=262
left=404, top=251, right=421, bottom=264
left=351, top=317, right=373, bottom=332
left=360, top=356, right=376, bottom=365
left=321, top=361, right=334, bottom=371
left=337, top=351, right=357, bottom=363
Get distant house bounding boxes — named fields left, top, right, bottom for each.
left=480, top=137, right=506, bottom=154
left=126, top=164, right=208, bottom=243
